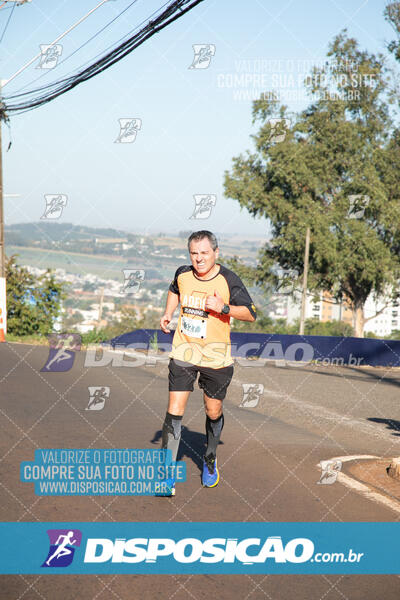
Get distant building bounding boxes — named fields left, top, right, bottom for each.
left=266, top=287, right=400, bottom=338
left=363, top=294, right=400, bottom=338
left=267, top=291, right=301, bottom=324
left=94, top=237, right=128, bottom=245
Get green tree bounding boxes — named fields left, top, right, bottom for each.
left=303, top=318, right=354, bottom=337
left=386, top=328, right=400, bottom=340
left=6, top=255, right=66, bottom=335
left=230, top=310, right=274, bottom=333
left=62, top=310, right=84, bottom=330
left=385, top=3, right=400, bottom=61
left=224, top=31, right=400, bottom=337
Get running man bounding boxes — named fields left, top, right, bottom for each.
left=87, top=387, right=108, bottom=410
left=44, top=335, right=75, bottom=371
left=45, top=531, right=77, bottom=566
left=159, top=230, right=256, bottom=495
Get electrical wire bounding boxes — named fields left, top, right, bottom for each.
left=7, top=0, right=171, bottom=96
left=4, top=0, right=112, bottom=89
left=0, top=1, right=15, bottom=43
left=0, top=0, right=204, bottom=119
left=12, top=0, right=142, bottom=95
left=0, top=0, right=30, bottom=9
left=43, top=0, right=172, bottom=92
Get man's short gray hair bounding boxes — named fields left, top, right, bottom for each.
left=187, top=230, right=218, bottom=252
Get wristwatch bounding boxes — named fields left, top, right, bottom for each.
left=221, top=304, right=230, bottom=315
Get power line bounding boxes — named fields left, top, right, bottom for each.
left=3, top=0, right=110, bottom=88
left=0, top=1, right=15, bottom=44
left=0, top=0, right=31, bottom=7
left=0, top=0, right=204, bottom=119
left=12, top=0, right=143, bottom=96
left=45, top=0, right=172, bottom=91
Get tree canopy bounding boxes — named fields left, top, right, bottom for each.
left=224, top=30, right=400, bottom=337
left=6, top=255, right=66, bottom=335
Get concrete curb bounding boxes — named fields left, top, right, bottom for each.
left=317, top=455, right=400, bottom=516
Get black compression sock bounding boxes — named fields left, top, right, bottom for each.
left=162, top=412, right=182, bottom=462
left=205, top=413, right=224, bottom=457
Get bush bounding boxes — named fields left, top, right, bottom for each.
left=6, top=255, right=65, bottom=336
left=80, top=307, right=146, bottom=345
left=232, top=313, right=354, bottom=336
left=387, top=329, right=400, bottom=340
left=364, top=331, right=378, bottom=338
left=304, top=318, right=354, bottom=337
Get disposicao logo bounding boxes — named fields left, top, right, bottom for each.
left=41, top=333, right=81, bottom=373
left=42, top=529, right=82, bottom=568
left=83, top=536, right=314, bottom=564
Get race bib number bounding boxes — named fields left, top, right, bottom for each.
left=181, top=316, right=207, bottom=339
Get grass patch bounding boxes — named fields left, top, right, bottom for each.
left=5, top=333, right=48, bottom=345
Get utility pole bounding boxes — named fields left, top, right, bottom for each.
left=0, top=0, right=112, bottom=342
left=0, top=80, right=6, bottom=340
left=0, top=84, right=4, bottom=278
left=97, top=287, right=104, bottom=330
left=299, top=226, right=310, bottom=335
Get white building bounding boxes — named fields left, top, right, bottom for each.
left=267, top=291, right=301, bottom=324
left=266, top=288, right=400, bottom=338
left=363, top=294, right=400, bottom=338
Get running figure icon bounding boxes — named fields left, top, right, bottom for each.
left=45, top=531, right=77, bottom=566
left=44, top=345, right=71, bottom=371
left=42, top=528, right=82, bottom=568
left=41, top=333, right=81, bottom=373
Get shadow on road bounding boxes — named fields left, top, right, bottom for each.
left=367, top=417, right=400, bottom=437
left=284, top=364, right=400, bottom=388
left=150, top=425, right=224, bottom=472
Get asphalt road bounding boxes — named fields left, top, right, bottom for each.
left=1, top=342, right=400, bottom=599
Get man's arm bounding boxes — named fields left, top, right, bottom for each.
left=205, top=291, right=255, bottom=322
left=224, top=268, right=257, bottom=322
left=160, top=291, right=179, bottom=333
left=228, top=305, right=255, bottom=322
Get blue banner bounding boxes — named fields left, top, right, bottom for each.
left=0, top=522, right=399, bottom=574
left=104, top=329, right=400, bottom=367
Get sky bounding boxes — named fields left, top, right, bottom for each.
left=0, top=0, right=395, bottom=238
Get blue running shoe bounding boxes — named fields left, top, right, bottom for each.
left=202, top=453, right=219, bottom=488
left=155, top=477, right=175, bottom=497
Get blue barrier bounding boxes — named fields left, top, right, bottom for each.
left=107, top=329, right=400, bottom=367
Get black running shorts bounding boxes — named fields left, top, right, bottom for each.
left=168, top=358, right=234, bottom=400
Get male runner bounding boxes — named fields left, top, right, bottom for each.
left=159, top=230, right=256, bottom=496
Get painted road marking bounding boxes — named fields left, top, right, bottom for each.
left=317, top=455, right=400, bottom=516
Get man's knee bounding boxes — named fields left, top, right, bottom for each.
left=168, top=391, right=189, bottom=416
left=204, top=398, right=223, bottom=420
left=205, top=407, right=222, bottom=420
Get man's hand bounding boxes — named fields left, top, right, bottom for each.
left=160, top=313, right=172, bottom=333
left=205, top=290, right=225, bottom=314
